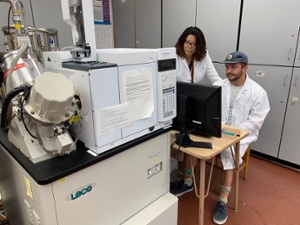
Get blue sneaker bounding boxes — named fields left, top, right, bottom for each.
left=170, top=180, right=193, bottom=197
left=213, top=201, right=228, bottom=224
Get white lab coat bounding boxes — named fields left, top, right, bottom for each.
left=214, top=75, right=270, bottom=170
left=176, top=51, right=221, bottom=84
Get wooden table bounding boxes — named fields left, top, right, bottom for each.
left=171, top=126, right=249, bottom=225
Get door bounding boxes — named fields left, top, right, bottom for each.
left=135, top=0, right=161, bottom=48
left=246, top=65, right=292, bottom=157
left=239, top=0, right=300, bottom=66
left=112, top=0, right=161, bottom=48
left=196, top=0, right=241, bottom=62
left=162, top=0, right=197, bottom=48
left=112, top=0, right=135, bottom=47
left=279, top=67, right=300, bottom=164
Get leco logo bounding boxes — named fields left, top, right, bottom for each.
left=66, top=183, right=96, bottom=201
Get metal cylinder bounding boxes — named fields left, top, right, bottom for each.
left=0, top=51, right=44, bottom=93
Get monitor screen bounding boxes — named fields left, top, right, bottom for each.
left=173, top=81, right=222, bottom=148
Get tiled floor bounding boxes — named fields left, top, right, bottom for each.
left=175, top=155, right=300, bottom=225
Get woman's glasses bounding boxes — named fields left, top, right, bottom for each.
left=184, top=41, right=196, bottom=48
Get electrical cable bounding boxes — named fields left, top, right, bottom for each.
left=20, top=86, right=37, bottom=139
left=18, top=1, right=23, bottom=7
left=7, top=6, right=11, bottom=34
left=29, top=0, right=35, bottom=27
left=0, top=84, right=30, bottom=130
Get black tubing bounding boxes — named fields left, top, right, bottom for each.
left=1, top=84, right=31, bottom=130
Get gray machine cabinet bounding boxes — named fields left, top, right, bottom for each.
left=196, top=0, right=241, bottom=62
left=279, top=67, right=300, bottom=164
left=239, top=0, right=300, bottom=66
left=112, top=0, right=161, bottom=48
left=162, top=0, right=196, bottom=48
left=246, top=65, right=292, bottom=157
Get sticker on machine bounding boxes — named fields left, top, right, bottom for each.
left=3, top=62, right=28, bottom=82
left=256, top=70, right=265, bottom=77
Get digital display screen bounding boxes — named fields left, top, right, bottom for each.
left=158, top=58, right=176, bottom=72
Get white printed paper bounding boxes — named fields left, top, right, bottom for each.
left=98, top=102, right=132, bottom=136
left=122, top=68, right=154, bottom=121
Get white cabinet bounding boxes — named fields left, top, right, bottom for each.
left=239, top=0, right=300, bottom=66
left=245, top=65, right=293, bottom=157
left=112, top=0, right=135, bottom=48
left=162, top=0, right=196, bottom=48
left=279, top=67, right=300, bottom=164
left=196, top=0, right=241, bottom=62
left=197, top=0, right=300, bottom=166
left=112, top=0, right=161, bottom=48
left=238, top=0, right=300, bottom=165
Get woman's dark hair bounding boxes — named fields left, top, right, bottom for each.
left=175, top=26, right=207, bottom=61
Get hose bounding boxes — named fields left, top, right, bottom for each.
left=0, top=84, right=31, bottom=130
left=5, top=42, right=28, bottom=94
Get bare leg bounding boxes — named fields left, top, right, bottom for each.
left=221, top=169, right=234, bottom=187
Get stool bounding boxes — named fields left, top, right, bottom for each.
left=238, top=144, right=251, bottom=179
left=210, top=144, right=251, bottom=180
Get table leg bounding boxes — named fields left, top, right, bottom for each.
left=234, top=141, right=240, bottom=211
left=198, top=159, right=205, bottom=225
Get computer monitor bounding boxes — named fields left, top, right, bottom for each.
left=173, top=81, right=222, bottom=149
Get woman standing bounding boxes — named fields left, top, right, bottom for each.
left=172, top=26, right=222, bottom=196
left=175, top=26, right=221, bottom=84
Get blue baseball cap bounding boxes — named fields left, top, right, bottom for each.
left=220, top=51, right=248, bottom=65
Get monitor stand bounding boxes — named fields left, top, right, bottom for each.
left=175, top=129, right=212, bottom=149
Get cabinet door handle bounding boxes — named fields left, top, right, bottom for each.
left=283, top=74, right=287, bottom=85
left=288, top=48, right=292, bottom=59
left=288, top=48, right=292, bottom=60
left=295, top=74, right=299, bottom=87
